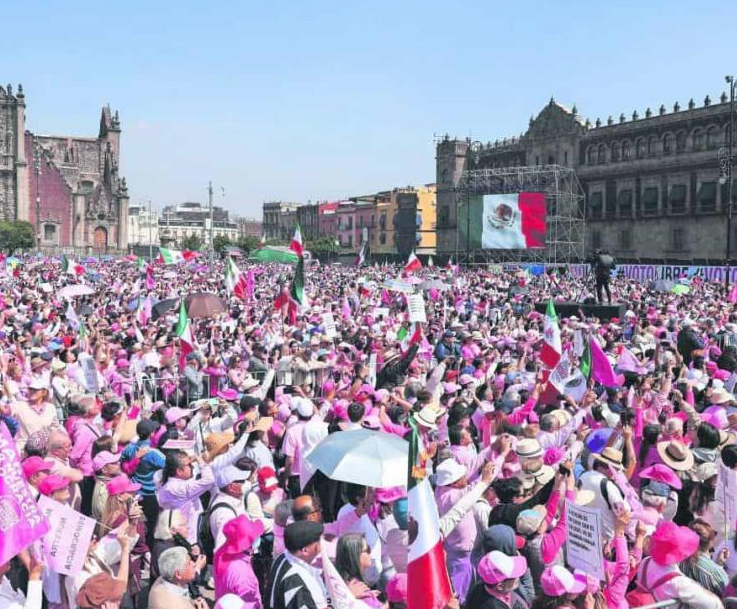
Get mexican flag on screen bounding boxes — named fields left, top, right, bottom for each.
left=480, top=192, right=546, bottom=249
left=407, top=416, right=451, bottom=609
left=540, top=299, right=562, bottom=368
left=175, top=299, right=195, bottom=368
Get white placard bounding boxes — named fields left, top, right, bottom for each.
left=718, top=462, right=737, bottom=538
left=162, top=439, right=197, bottom=451
left=368, top=353, right=377, bottom=389
left=573, top=330, right=584, bottom=357
left=78, top=353, right=99, bottom=393
left=322, top=313, right=337, bottom=339
left=564, top=499, right=605, bottom=581
left=374, top=307, right=389, bottom=319
left=408, top=293, right=427, bottom=324
left=37, top=496, right=96, bottom=576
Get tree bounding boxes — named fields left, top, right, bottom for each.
left=0, top=221, right=34, bottom=254
left=180, top=233, right=203, bottom=251
left=236, top=235, right=262, bottom=254
left=213, top=235, right=232, bottom=255
left=306, top=235, right=340, bottom=255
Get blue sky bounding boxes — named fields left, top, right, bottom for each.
left=4, top=0, right=736, bottom=217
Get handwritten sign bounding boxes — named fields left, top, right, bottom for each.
left=408, top=293, right=427, bottom=324
left=565, top=499, right=605, bottom=581
left=162, top=439, right=197, bottom=451
left=37, top=495, right=95, bottom=576
left=78, top=353, right=99, bottom=393
left=322, top=313, right=337, bottom=339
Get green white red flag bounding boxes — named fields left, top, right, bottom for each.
left=175, top=299, right=195, bottom=368
left=290, top=223, right=304, bottom=257
left=540, top=299, right=562, bottom=368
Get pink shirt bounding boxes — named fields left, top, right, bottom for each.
left=70, top=418, right=103, bottom=476
left=435, top=485, right=477, bottom=553
left=282, top=420, right=308, bottom=473
left=214, top=553, right=261, bottom=608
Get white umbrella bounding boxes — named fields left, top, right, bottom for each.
left=305, top=429, right=408, bottom=488
left=59, top=284, right=95, bottom=298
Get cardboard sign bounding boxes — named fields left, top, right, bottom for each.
left=408, top=293, right=427, bottom=324
left=162, top=439, right=197, bottom=451
left=564, top=499, right=605, bottom=581
left=37, top=495, right=95, bottom=576
left=573, top=330, right=584, bottom=357
left=322, top=313, right=337, bottom=339
left=78, top=353, right=99, bottom=393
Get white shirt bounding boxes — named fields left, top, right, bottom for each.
left=209, top=491, right=246, bottom=551
left=0, top=577, right=42, bottom=609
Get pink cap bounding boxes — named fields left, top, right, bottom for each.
left=375, top=486, right=407, bottom=503
left=115, top=358, right=129, bottom=369
left=165, top=406, right=192, bottom=424
left=21, top=456, right=53, bottom=479
left=478, top=551, right=527, bottom=585
left=639, top=464, right=683, bottom=490
left=540, top=565, right=586, bottom=596
left=443, top=382, right=461, bottom=394
left=217, top=388, right=239, bottom=401
left=39, top=475, right=71, bottom=496
left=459, top=374, right=475, bottom=386
left=543, top=447, right=564, bottom=466
left=106, top=474, right=141, bottom=496
left=92, top=451, right=120, bottom=472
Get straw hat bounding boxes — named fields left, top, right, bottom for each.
left=204, top=432, right=234, bottom=461
left=591, top=447, right=624, bottom=471
left=656, top=440, right=694, bottom=471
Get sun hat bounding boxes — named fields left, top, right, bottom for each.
left=28, top=379, right=47, bottom=391
left=415, top=404, right=445, bottom=430
left=711, top=387, right=735, bottom=405
left=477, top=550, right=527, bottom=585
left=434, top=459, right=466, bottom=487
left=540, top=565, right=586, bottom=596
left=21, top=456, right=54, bottom=480
left=253, top=416, right=274, bottom=434
left=639, top=464, right=683, bottom=490
left=574, top=489, right=596, bottom=506
left=592, top=446, right=624, bottom=471
left=203, top=432, right=234, bottom=460
left=220, top=515, right=264, bottom=554
left=217, top=388, right=239, bottom=401
left=696, top=462, right=718, bottom=483
left=515, top=438, right=543, bottom=459
left=649, top=521, right=700, bottom=566
left=216, top=465, right=251, bottom=488
left=39, top=475, right=71, bottom=496
left=106, top=474, right=141, bottom=496
left=585, top=428, right=614, bottom=454
left=375, top=486, right=407, bottom=504
left=257, top=467, right=279, bottom=493
left=115, top=358, right=129, bottom=369
left=165, top=406, right=192, bottom=424
left=516, top=506, right=546, bottom=536
left=92, top=451, right=120, bottom=472
left=656, top=440, right=695, bottom=471
left=295, top=398, right=315, bottom=418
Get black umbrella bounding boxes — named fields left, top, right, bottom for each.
left=152, top=298, right=179, bottom=320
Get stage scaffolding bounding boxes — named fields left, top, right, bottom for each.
left=453, top=165, right=586, bottom=265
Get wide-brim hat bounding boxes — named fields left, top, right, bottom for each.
left=204, top=432, right=234, bottom=460
left=639, top=464, right=682, bottom=490
left=711, top=387, right=735, bottom=405
left=656, top=440, right=694, bottom=471
left=592, top=446, right=624, bottom=471
left=435, top=458, right=466, bottom=486
left=650, top=521, right=699, bottom=566
left=415, top=404, right=445, bottom=430
left=221, top=515, right=265, bottom=554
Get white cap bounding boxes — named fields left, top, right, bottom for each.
left=215, top=465, right=250, bottom=488
left=295, top=398, right=315, bottom=418
left=434, top=459, right=466, bottom=486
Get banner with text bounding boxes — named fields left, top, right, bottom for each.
left=37, top=495, right=96, bottom=576
left=565, top=499, right=605, bottom=581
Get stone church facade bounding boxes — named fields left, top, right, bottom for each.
left=436, top=94, right=734, bottom=263
left=0, top=84, right=129, bottom=252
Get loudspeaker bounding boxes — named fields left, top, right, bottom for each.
left=534, top=301, right=625, bottom=322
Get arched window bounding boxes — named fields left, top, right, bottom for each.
left=707, top=126, right=720, bottom=149
left=663, top=134, right=673, bottom=154
left=597, top=144, right=606, bottom=163
left=622, top=140, right=631, bottom=160
left=692, top=128, right=705, bottom=151
left=636, top=138, right=646, bottom=159
left=676, top=131, right=687, bottom=153
left=648, top=135, right=657, bottom=156
left=611, top=142, right=620, bottom=162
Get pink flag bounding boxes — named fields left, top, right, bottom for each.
left=145, top=266, right=156, bottom=290
left=617, top=346, right=644, bottom=375
left=245, top=270, right=255, bottom=301
left=341, top=296, right=351, bottom=319
left=0, top=422, right=50, bottom=564
left=590, top=336, right=624, bottom=387
left=729, top=285, right=737, bottom=304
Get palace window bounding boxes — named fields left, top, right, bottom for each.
left=618, top=229, right=632, bottom=250
left=668, top=184, right=687, bottom=214
left=587, top=147, right=595, bottom=164
left=642, top=187, right=659, bottom=216
left=636, top=138, right=646, bottom=159
left=693, top=128, right=705, bottom=151
left=698, top=181, right=717, bottom=213
left=597, top=145, right=606, bottom=163
left=671, top=228, right=686, bottom=252
left=588, top=191, right=603, bottom=219
left=676, top=131, right=687, bottom=153
left=663, top=134, right=673, bottom=154
left=647, top=135, right=657, bottom=156
left=590, top=230, right=602, bottom=249
left=622, top=141, right=631, bottom=160
left=611, top=143, right=620, bottom=162
left=707, top=126, right=720, bottom=149
left=617, top=189, right=633, bottom=217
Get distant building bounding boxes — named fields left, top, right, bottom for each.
left=436, top=94, right=736, bottom=262
left=296, top=203, right=319, bottom=241
left=159, top=201, right=238, bottom=247
left=236, top=217, right=262, bottom=239
left=317, top=201, right=341, bottom=241
left=394, top=184, right=437, bottom=257
left=128, top=203, right=159, bottom=246
left=262, top=201, right=300, bottom=241
left=0, top=84, right=129, bottom=252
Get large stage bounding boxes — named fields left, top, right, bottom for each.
left=533, top=301, right=625, bottom=322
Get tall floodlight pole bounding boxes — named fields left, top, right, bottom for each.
left=208, top=181, right=214, bottom=263
left=33, top=138, right=41, bottom=250
left=720, top=76, right=735, bottom=289
left=467, top=141, right=483, bottom=265
left=148, top=199, right=153, bottom=260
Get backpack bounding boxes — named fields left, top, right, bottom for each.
left=625, top=558, right=680, bottom=608
left=197, top=502, right=237, bottom=560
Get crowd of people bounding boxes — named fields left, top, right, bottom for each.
left=1, top=251, right=737, bottom=609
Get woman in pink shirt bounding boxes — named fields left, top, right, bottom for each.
left=214, top=515, right=264, bottom=607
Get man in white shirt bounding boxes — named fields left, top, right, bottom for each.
left=209, top=465, right=250, bottom=551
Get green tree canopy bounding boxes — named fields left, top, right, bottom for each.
left=0, top=221, right=34, bottom=254
left=180, top=233, right=203, bottom=251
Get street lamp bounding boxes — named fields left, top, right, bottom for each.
left=33, top=138, right=41, bottom=250
left=466, top=141, right=483, bottom=263
left=720, top=75, right=735, bottom=289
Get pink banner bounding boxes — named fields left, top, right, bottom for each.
left=0, top=422, right=49, bottom=564
left=37, top=495, right=96, bottom=575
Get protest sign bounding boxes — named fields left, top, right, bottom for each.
left=162, top=439, right=197, bottom=451
left=717, top=462, right=737, bottom=539
left=323, top=313, right=337, bottom=339
left=37, top=495, right=95, bottom=576
left=565, top=499, right=605, bottom=581
left=368, top=353, right=377, bottom=389
left=573, top=330, right=584, bottom=357
left=374, top=307, right=389, bottom=319
left=0, top=422, right=50, bottom=564
left=79, top=353, right=100, bottom=392
left=408, top=293, right=427, bottom=323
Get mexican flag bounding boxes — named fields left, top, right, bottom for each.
left=398, top=322, right=422, bottom=352
left=65, top=301, right=80, bottom=331
left=407, top=415, right=451, bottom=609
left=225, top=256, right=248, bottom=301
left=61, top=254, right=85, bottom=276
left=158, top=247, right=184, bottom=265
left=290, top=223, right=304, bottom=257
left=289, top=255, right=306, bottom=307
left=175, top=299, right=195, bottom=368
left=355, top=241, right=369, bottom=267
left=137, top=256, right=148, bottom=274
left=540, top=299, right=562, bottom=368
left=546, top=351, right=588, bottom=404
left=404, top=251, right=422, bottom=274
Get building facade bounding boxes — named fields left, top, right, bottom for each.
left=235, top=217, right=262, bottom=239
left=296, top=203, right=319, bottom=240
left=0, top=84, right=129, bottom=252
left=262, top=201, right=300, bottom=241
left=128, top=203, right=159, bottom=246
left=436, top=94, right=735, bottom=262
left=159, top=201, right=238, bottom=247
